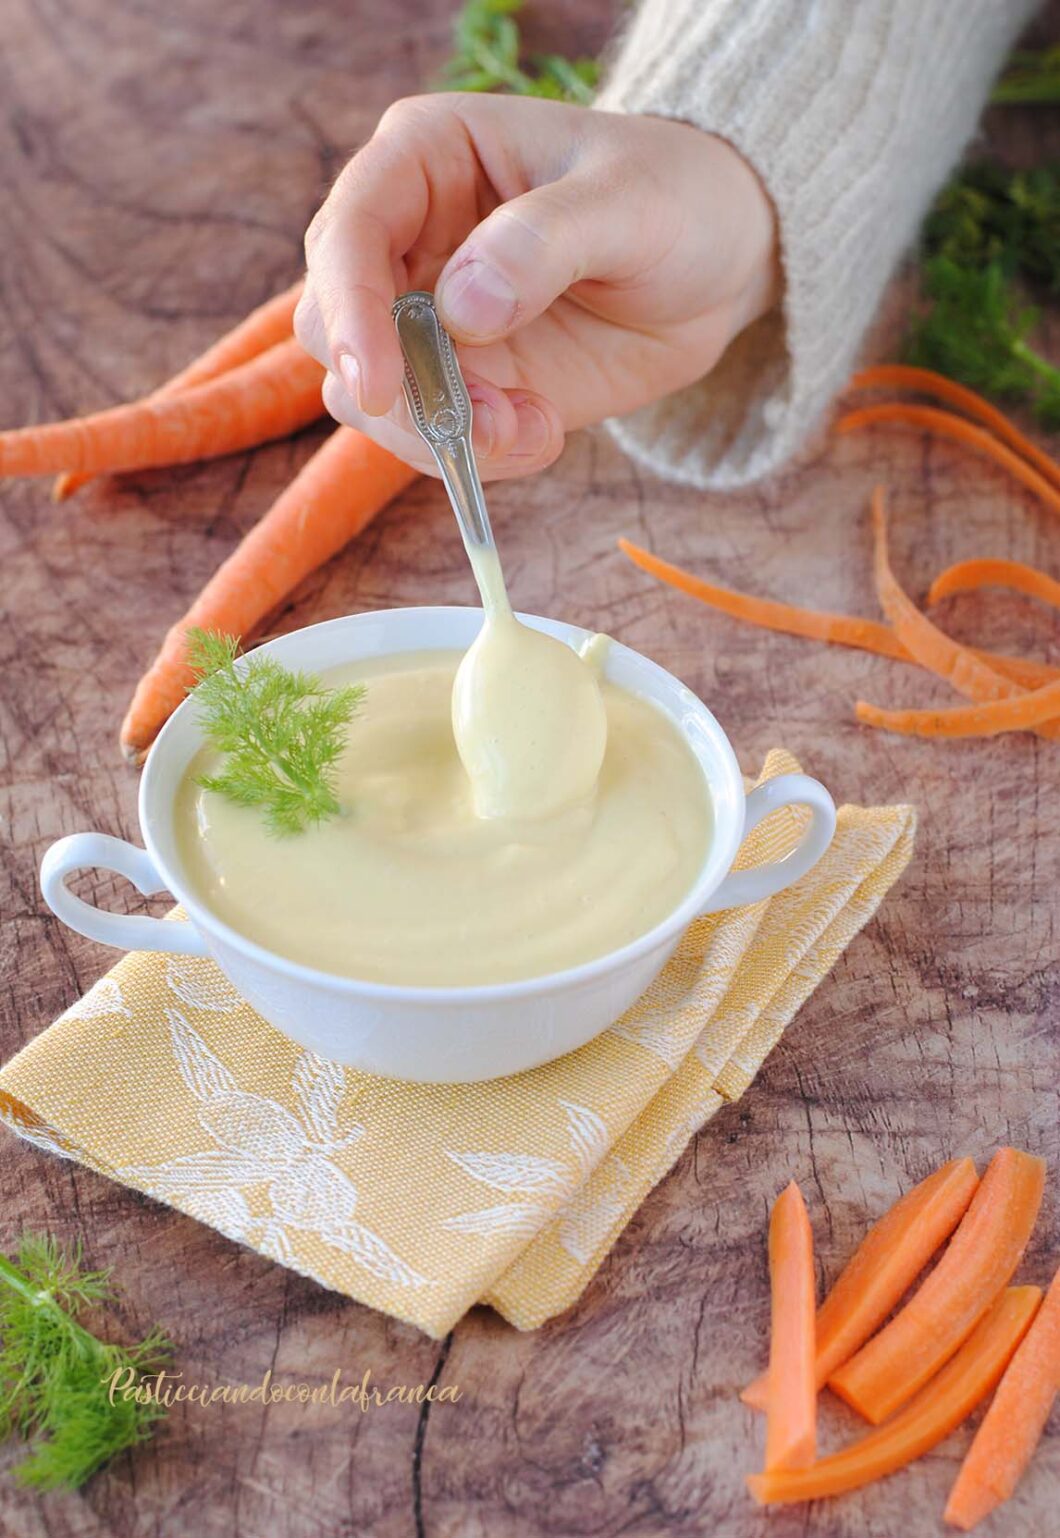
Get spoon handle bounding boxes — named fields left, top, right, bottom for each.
left=392, top=291, right=495, bottom=553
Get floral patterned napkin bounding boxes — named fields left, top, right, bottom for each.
left=0, top=751, right=914, bottom=1337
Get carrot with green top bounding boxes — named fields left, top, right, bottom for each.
left=53, top=280, right=304, bottom=500
left=119, top=427, right=416, bottom=761
left=0, top=338, right=324, bottom=479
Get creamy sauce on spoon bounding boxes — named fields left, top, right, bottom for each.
left=452, top=545, right=608, bottom=821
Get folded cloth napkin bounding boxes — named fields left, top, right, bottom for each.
left=0, top=751, right=914, bottom=1338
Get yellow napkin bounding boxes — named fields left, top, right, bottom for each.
left=1, top=751, right=914, bottom=1338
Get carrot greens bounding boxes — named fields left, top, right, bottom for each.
left=440, top=0, right=598, bottom=102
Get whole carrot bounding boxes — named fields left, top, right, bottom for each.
left=120, top=427, right=417, bottom=761
left=0, top=338, right=324, bottom=479
left=54, top=281, right=304, bottom=501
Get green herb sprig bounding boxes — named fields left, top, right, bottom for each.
left=0, top=1234, right=169, bottom=1490
left=188, top=629, right=364, bottom=836
left=992, top=47, right=1060, bottom=106
left=906, top=161, right=1060, bottom=425
left=439, top=0, right=599, bottom=103
left=905, top=256, right=1060, bottom=427
left=922, top=162, right=1060, bottom=293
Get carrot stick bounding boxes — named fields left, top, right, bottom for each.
left=617, top=538, right=1060, bottom=690
left=119, top=427, right=416, bottom=761
left=856, top=679, right=1060, bottom=738
left=742, top=1157, right=979, bottom=1412
left=848, top=366, right=1060, bottom=495
left=53, top=281, right=303, bottom=501
left=945, top=1265, right=1060, bottom=1530
left=828, top=1148, right=1046, bottom=1424
left=868, top=488, right=1060, bottom=742
left=764, top=1182, right=817, bottom=1471
left=835, top=404, right=1060, bottom=519
left=929, top=558, right=1060, bottom=611
left=748, top=1288, right=1042, bottom=1506
left=0, top=338, right=324, bottom=479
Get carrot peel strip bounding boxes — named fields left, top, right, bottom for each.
left=848, top=365, right=1060, bottom=495
left=828, top=1148, right=1046, bottom=1424
left=867, top=488, right=1060, bottom=742
left=742, top=1156, right=979, bottom=1412
left=748, top=1288, right=1041, bottom=1506
left=856, top=680, right=1060, bottom=738
left=929, top=557, right=1060, bottom=611
left=763, top=1182, right=816, bottom=1472
left=944, top=1265, right=1060, bottom=1531
left=616, top=538, right=1058, bottom=690
left=836, top=403, right=1060, bottom=519
left=119, top=427, right=416, bottom=760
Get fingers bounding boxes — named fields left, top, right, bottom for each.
left=298, top=99, right=444, bottom=415
left=321, top=369, right=565, bottom=482
left=435, top=175, right=628, bottom=345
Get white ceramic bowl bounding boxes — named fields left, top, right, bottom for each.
left=40, top=608, right=836, bottom=1083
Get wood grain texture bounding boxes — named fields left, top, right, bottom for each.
left=1, top=2, right=1057, bottom=1534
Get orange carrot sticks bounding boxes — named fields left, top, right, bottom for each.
left=617, top=537, right=1059, bottom=691
left=53, top=280, right=303, bottom=501
left=848, top=366, right=1060, bottom=495
left=0, top=338, right=324, bottom=479
left=742, top=1157, right=979, bottom=1412
left=868, top=488, right=1060, bottom=743
left=945, top=1265, right=1060, bottom=1531
left=856, top=679, right=1060, bottom=738
left=929, top=558, right=1060, bottom=611
left=764, top=1182, right=817, bottom=1472
left=835, top=404, right=1060, bottom=519
left=119, top=427, right=416, bottom=761
left=748, top=1288, right=1042, bottom=1506
left=829, top=1148, right=1046, bottom=1424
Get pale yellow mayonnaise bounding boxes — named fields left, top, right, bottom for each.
left=176, top=650, right=712, bottom=986
left=451, top=546, right=608, bottom=821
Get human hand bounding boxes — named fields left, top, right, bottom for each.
left=295, top=93, right=779, bottom=479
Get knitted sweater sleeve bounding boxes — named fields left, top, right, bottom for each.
left=595, top=0, right=1038, bottom=489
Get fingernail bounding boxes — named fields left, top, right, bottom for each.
left=339, top=352, right=362, bottom=408
left=511, top=402, right=550, bottom=458
left=439, top=260, right=518, bottom=338
left=469, top=396, right=497, bottom=457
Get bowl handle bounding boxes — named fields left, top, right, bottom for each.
left=699, top=773, right=837, bottom=914
left=40, top=833, right=207, bottom=955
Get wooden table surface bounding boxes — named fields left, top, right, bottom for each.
left=1, top=2, right=1057, bottom=1535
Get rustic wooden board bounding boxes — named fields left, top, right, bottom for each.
left=1, top=2, right=1057, bottom=1535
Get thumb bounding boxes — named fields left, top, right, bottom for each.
left=435, top=176, right=621, bottom=343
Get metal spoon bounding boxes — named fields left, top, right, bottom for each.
left=392, top=291, right=510, bottom=618
left=391, top=291, right=607, bottom=821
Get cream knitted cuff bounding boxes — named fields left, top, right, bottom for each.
left=596, top=0, right=1036, bottom=488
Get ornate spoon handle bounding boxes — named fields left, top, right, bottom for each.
left=392, top=291, right=496, bottom=554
